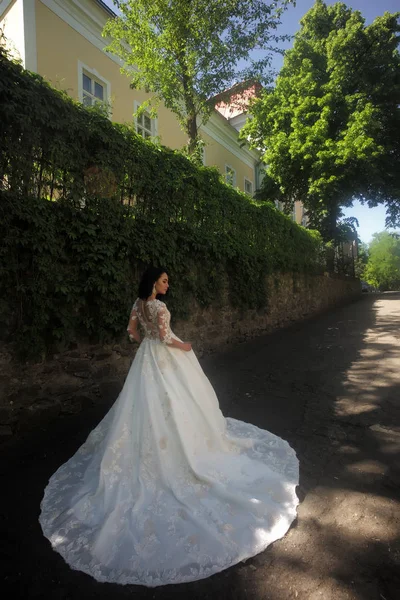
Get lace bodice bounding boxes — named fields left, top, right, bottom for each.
left=128, top=298, right=173, bottom=344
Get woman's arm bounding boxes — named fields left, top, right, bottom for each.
left=157, top=304, right=191, bottom=351
left=168, top=339, right=192, bottom=351
left=127, top=306, right=141, bottom=344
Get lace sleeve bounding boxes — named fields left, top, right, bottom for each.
left=157, top=302, right=173, bottom=345
left=127, top=299, right=138, bottom=335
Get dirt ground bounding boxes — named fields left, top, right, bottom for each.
left=1, top=292, right=399, bottom=600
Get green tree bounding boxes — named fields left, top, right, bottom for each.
left=364, top=232, right=400, bottom=290
left=103, top=0, right=293, bottom=154
left=244, top=1, right=400, bottom=242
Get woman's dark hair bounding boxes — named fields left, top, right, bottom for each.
left=138, top=266, right=168, bottom=300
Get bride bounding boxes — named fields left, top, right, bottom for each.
left=39, top=266, right=299, bottom=587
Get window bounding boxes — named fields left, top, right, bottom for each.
left=136, top=111, right=153, bottom=138
left=225, top=165, right=236, bottom=187
left=244, top=178, right=253, bottom=196
left=82, top=72, right=104, bottom=106
left=134, top=101, right=157, bottom=139
left=78, top=62, right=110, bottom=112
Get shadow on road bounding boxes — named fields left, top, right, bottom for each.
left=1, top=293, right=399, bottom=599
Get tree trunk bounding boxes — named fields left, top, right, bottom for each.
left=186, top=112, right=198, bottom=154
left=178, top=49, right=198, bottom=155
left=328, top=205, right=338, bottom=243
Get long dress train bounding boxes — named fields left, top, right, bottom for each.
left=39, top=298, right=299, bottom=586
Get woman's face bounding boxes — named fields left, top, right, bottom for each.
left=155, top=272, right=169, bottom=295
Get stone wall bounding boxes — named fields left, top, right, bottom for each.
left=0, top=273, right=360, bottom=442
left=177, top=272, right=361, bottom=354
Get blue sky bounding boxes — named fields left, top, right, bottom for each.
left=102, top=0, right=399, bottom=243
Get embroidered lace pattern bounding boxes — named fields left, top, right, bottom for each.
left=127, top=298, right=173, bottom=345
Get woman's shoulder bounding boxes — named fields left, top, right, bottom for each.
left=133, top=298, right=167, bottom=311
left=155, top=299, right=168, bottom=311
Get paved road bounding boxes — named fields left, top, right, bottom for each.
left=1, top=293, right=399, bottom=600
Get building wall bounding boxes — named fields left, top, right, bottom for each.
left=35, top=0, right=188, bottom=145
left=1, top=1, right=23, bottom=61
left=1, top=0, right=37, bottom=70
left=201, top=130, right=256, bottom=190
left=294, top=200, right=306, bottom=226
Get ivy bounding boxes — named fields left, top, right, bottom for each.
left=0, top=47, right=323, bottom=358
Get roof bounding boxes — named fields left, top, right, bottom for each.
left=213, top=81, right=262, bottom=120
left=94, top=0, right=116, bottom=18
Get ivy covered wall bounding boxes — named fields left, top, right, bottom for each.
left=0, top=47, right=323, bottom=358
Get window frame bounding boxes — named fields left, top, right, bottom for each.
left=134, top=101, right=158, bottom=139
left=78, top=61, right=111, bottom=114
left=225, top=164, right=237, bottom=187
left=244, top=177, right=253, bottom=196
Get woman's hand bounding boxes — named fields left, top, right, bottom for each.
left=127, top=330, right=141, bottom=344
left=181, top=342, right=192, bottom=352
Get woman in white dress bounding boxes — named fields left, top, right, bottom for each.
left=39, top=266, right=299, bottom=587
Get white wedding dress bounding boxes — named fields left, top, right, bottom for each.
left=39, top=299, right=299, bottom=587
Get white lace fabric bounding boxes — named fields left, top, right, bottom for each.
left=40, top=300, right=299, bottom=586
left=128, top=298, right=173, bottom=345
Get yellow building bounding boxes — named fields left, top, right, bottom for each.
left=1, top=0, right=310, bottom=226
left=0, top=0, right=265, bottom=196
